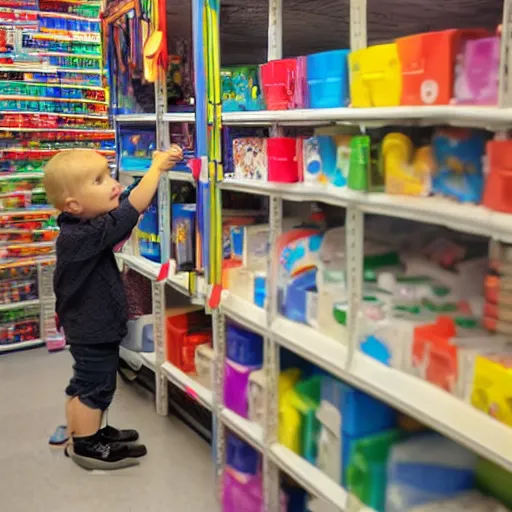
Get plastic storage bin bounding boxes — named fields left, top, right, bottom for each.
left=349, top=43, right=401, bottom=107
left=455, top=36, right=500, bottom=105
left=226, top=324, right=264, bottom=366
left=260, top=58, right=300, bottom=110
left=166, top=307, right=212, bottom=373
left=307, top=49, right=350, bottom=108
left=267, top=137, right=300, bottom=183
left=346, top=429, right=403, bottom=512
left=483, top=140, right=512, bottom=214
left=227, top=433, right=260, bottom=475
left=397, top=29, right=489, bottom=106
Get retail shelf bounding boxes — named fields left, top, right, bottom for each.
left=161, top=361, right=213, bottom=410
left=220, top=179, right=354, bottom=208
left=119, top=169, right=195, bottom=183
left=119, top=346, right=156, bottom=371
left=116, top=253, right=159, bottom=280
left=220, top=179, right=512, bottom=242
left=0, top=173, right=43, bottom=180
left=222, top=106, right=512, bottom=129
left=116, top=253, right=204, bottom=303
left=0, top=127, right=114, bottom=133
left=115, top=113, right=157, bottom=123
left=270, top=444, right=349, bottom=511
left=0, top=299, right=39, bottom=312
left=272, top=314, right=512, bottom=473
left=220, top=408, right=264, bottom=450
left=0, top=338, right=44, bottom=353
left=162, top=112, right=196, bottom=123
left=220, top=291, right=267, bottom=335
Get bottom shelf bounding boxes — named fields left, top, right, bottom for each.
left=161, top=361, right=213, bottom=411
left=221, top=408, right=264, bottom=450
left=0, top=338, right=44, bottom=353
left=270, top=444, right=355, bottom=512
left=119, top=345, right=156, bottom=371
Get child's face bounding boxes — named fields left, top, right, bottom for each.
left=70, top=163, right=122, bottom=218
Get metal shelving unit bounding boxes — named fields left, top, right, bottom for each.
left=209, top=0, right=512, bottom=511
left=113, top=0, right=512, bottom=509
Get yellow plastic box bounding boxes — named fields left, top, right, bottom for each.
left=349, top=43, right=402, bottom=108
left=471, top=353, right=512, bottom=427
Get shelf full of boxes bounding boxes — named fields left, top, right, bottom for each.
left=0, top=0, right=113, bottom=353
left=108, top=0, right=512, bottom=510
left=209, top=0, right=512, bottom=510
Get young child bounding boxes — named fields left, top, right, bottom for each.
left=43, top=146, right=183, bottom=470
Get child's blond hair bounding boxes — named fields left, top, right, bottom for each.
left=44, top=149, right=109, bottom=209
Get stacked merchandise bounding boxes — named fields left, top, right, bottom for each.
left=0, top=1, right=113, bottom=352
left=221, top=333, right=512, bottom=511
left=221, top=208, right=512, bottom=437
left=221, top=28, right=500, bottom=113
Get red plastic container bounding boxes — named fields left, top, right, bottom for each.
left=412, top=316, right=458, bottom=392
left=166, top=310, right=212, bottom=373
left=260, top=58, right=298, bottom=110
left=267, top=137, right=299, bottom=183
left=483, top=140, right=512, bottom=214
left=397, top=29, right=488, bottom=105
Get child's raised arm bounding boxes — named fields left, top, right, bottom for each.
left=128, top=145, right=183, bottom=213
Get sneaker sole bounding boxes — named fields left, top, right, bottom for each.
left=66, top=445, right=141, bottom=471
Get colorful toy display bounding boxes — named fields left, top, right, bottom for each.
left=221, top=65, right=263, bottom=112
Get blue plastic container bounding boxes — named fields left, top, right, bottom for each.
left=254, top=274, right=266, bottom=308
left=226, top=324, right=264, bottom=366
left=226, top=433, right=260, bottom=475
left=138, top=200, right=160, bottom=263
left=321, top=378, right=396, bottom=437
left=280, top=269, right=317, bottom=324
left=306, top=49, right=350, bottom=109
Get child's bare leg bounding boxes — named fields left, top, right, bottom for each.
left=67, top=397, right=102, bottom=438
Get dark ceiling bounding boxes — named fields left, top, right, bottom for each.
left=166, top=0, right=503, bottom=65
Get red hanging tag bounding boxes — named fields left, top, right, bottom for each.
left=208, top=283, right=222, bottom=309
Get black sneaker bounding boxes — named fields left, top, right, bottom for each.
left=70, top=434, right=147, bottom=470
left=99, top=425, right=139, bottom=443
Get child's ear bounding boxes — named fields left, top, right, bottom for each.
left=63, top=197, right=83, bottom=215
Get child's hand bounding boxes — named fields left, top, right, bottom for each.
left=152, top=145, right=183, bottom=172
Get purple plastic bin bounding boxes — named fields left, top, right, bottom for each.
left=455, top=36, right=499, bottom=105
left=224, top=359, right=262, bottom=418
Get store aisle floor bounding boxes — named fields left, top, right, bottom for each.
left=0, top=348, right=217, bottom=512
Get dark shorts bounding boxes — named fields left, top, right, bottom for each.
left=65, top=342, right=120, bottom=411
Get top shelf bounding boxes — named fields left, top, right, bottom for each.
left=222, top=106, right=512, bottom=130
left=115, top=113, right=196, bottom=124
left=117, top=107, right=512, bottom=130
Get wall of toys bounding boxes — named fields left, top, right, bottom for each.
left=0, top=0, right=113, bottom=352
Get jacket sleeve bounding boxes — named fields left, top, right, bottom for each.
left=69, top=199, right=140, bottom=261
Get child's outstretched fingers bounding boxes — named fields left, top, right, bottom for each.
left=152, top=148, right=181, bottom=172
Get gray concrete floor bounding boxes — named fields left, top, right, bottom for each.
left=0, top=348, right=217, bottom=512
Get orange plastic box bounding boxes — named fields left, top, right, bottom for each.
left=483, top=140, right=512, bottom=214
left=166, top=307, right=212, bottom=374
left=411, top=316, right=504, bottom=398
left=396, top=29, right=488, bottom=106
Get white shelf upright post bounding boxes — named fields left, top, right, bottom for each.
left=154, top=66, right=171, bottom=416
left=345, top=0, right=367, bottom=371
left=499, top=0, right=512, bottom=108
left=264, top=0, right=284, bottom=509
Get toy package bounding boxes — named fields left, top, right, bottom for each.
left=119, top=127, right=157, bottom=172
left=172, top=204, right=196, bottom=272
left=382, top=133, right=433, bottom=197
left=221, top=65, right=264, bottom=112
left=431, top=128, right=487, bottom=203
left=233, top=138, right=268, bottom=181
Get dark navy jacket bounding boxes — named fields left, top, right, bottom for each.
left=54, top=200, right=139, bottom=345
